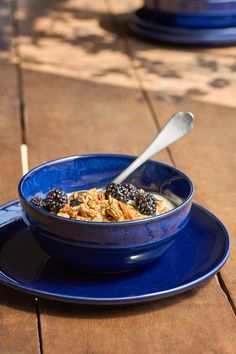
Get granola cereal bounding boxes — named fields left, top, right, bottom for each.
left=30, top=183, right=175, bottom=222
left=57, top=188, right=172, bottom=222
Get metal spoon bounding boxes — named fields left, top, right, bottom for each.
left=112, top=111, right=194, bottom=184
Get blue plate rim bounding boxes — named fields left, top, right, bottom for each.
left=132, top=9, right=236, bottom=35
left=0, top=200, right=230, bottom=305
left=138, top=5, right=236, bottom=18
left=129, top=22, right=236, bottom=45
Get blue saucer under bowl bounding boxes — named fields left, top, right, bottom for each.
left=0, top=200, right=229, bottom=304
left=18, top=154, right=193, bottom=273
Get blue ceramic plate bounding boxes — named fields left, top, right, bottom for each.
left=138, top=6, right=236, bottom=28
left=130, top=8, right=236, bottom=45
left=0, top=200, right=229, bottom=305
left=133, top=8, right=236, bottom=34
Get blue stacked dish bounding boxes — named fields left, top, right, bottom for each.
left=130, top=1, right=236, bottom=45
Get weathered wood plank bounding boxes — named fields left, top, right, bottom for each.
left=0, top=0, right=22, bottom=202
left=0, top=1, right=40, bottom=353
left=0, top=60, right=22, bottom=203
left=22, top=70, right=168, bottom=165
left=16, top=0, right=236, bottom=353
left=17, top=0, right=169, bottom=166
left=142, top=98, right=236, bottom=307
left=0, top=286, right=40, bottom=354
left=38, top=280, right=236, bottom=354
left=107, top=0, right=236, bottom=306
left=0, top=61, right=40, bottom=354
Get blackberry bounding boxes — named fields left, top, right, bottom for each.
left=123, top=183, right=138, bottom=200
left=70, top=198, right=82, bottom=207
left=30, top=196, right=44, bottom=209
left=105, top=183, right=130, bottom=203
left=136, top=193, right=157, bottom=215
left=44, top=188, right=68, bottom=212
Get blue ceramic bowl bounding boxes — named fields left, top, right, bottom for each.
left=18, top=154, right=194, bottom=273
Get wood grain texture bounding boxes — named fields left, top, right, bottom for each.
left=107, top=0, right=236, bottom=306
left=22, top=70, right=169, bottom=166
left=0, top=286, right=40, bottom=354
left=144, top=99, right=236, bottom=305
left=0, top=60, right=40, bottom=354
left=0, top=2, right=40, bottom=354
left=17, top=0, right=170, bottom=166
left=0, top=60, right=22, bottom=203
left=0, top=0, right=22, bottom=203
left=15, top=0, right=236, bottom=353
left=38, top=280, right=236, bottom=354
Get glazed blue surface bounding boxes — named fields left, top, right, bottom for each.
left=131, top=7, right=236, bottom=45
left=18, top=154, right=193, bottom=272
left=145, top=0, right=236, bottom=16
left=0, top=200, right=230, bottom=304
left=141, top=6, right=236, bottom=28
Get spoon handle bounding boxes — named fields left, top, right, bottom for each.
left=113, top=112, right=194, bottom=184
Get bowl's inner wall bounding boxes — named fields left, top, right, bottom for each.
left=20, top=156, right=192, bottom=202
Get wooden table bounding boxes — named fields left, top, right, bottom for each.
left=1, top=0, right=236, bottom=353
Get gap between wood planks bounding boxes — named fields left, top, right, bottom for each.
left=10, top=1, right=43, bottom=353
left=105, top=0, right=236, bottom=317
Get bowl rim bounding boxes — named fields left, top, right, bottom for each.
left=18, top=154, right=194, bottom=226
